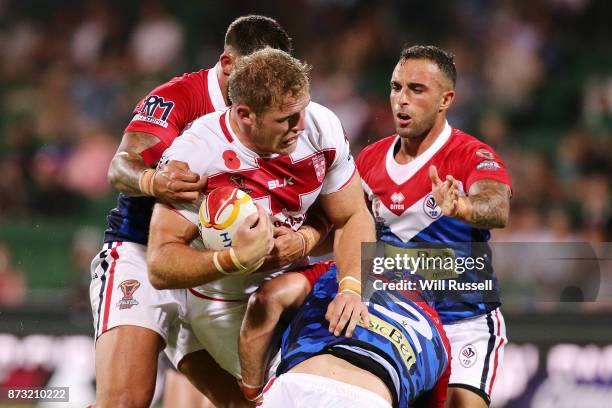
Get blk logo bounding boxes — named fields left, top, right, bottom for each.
left=268, top=177, right=294, bottom=190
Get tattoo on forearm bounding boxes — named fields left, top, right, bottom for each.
left=108, top=132, right=160, bottom=195
left=467, top=180, right=511, bottom=229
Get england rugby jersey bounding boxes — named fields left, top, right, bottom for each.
left=161, top=102, right=355, bottom=299
left=104, top=65, right=227, bottom=245
left=356, top=122, right=512, bottom=323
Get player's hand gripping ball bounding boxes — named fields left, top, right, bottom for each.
left=198, top=186, right=258, bottom=250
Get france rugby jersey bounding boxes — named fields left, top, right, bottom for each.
left=277, top=266, right=450, bottom=408
left=356, top=122, right=512, bottom=323
left=104, top=65, right=227, bottom=244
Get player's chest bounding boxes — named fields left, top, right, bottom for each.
left=367, top=163, right=464, bottom=218
left=205, top=148, right=336, bottom=216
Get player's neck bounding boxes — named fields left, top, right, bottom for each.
left=217, top=69, right=230, bottom=106
left=395, top=118, right=446, bottom=164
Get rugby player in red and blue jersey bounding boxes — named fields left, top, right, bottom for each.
left=357, top=45, right=511, bottom=408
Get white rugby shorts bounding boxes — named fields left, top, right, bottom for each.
left=443, top=308, right=507, bottom=405
left=260, top=373, right=392, bottom=408
left=186, top=289, right=247, bottom=378
left=89, top=241, right=203, bottom=367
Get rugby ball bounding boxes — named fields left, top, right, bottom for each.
left=198, top=187, right=258, bottom=250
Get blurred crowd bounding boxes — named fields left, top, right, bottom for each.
left=0, top=0, right=610, bottom=305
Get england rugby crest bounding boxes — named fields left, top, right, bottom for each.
left=312, top=154, right=326, bottom=183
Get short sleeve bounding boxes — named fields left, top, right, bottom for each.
left=318, top=107, right=356, bottom=194
left=125, top=81, right=192, bottom=148
left=461, top=144, right=512, bottom=192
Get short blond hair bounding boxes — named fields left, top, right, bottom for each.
left=228, top=47, right=310, bottom=113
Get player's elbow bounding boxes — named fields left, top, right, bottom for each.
left=245, top=285, right=284, bottom=327
left=495, top=205, right=510, bottom=229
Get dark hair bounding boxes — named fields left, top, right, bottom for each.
left=225, top=15, right=293, bottom=56
left=400, top=45, right=457, bottom=87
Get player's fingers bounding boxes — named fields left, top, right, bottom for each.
left=333, top=303, right=353, bottom=336
left=447, top=176, right=460, bottom=192
left=325, top=300, right=343, bottom=332
left=167, top=160, right=190, bottom=172
left=242, top=211, right=260, bottom=229
left=273, top=226, right=292, bottom=237
left=255, top=205, right=274, bottom=239
left=168, top=169, right=200, bottom=183
left=429, top=165, right=442, bottom=186
left=168, top=179, right=206, bottom=193
left=361, top=307, right=370, bottom=327
left=172, top=191, right=200, bottom=202
left=344, top=305, right=362, bottom=338
left=195, top=174, right=208, bottom=190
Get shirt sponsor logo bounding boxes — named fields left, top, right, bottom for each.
left=476, top=160, right=501, bottom=171
left=131, top=95, right=175, bottom=128
left=268, top=177, right=294, bottom=190
left=359, top=314, right=416, bottom=370
left=390, top=192, right=405, bottom=210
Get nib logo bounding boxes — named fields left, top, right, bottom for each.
left=390, top=192, right=405, bottom=210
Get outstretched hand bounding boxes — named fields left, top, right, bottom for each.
left=429, top=165, right=465, bottom=218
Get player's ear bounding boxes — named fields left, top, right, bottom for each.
left=219, top=51, right=235, bottom=76
left=439, top=89, right=455, bottom=112
left=235, top=105, right=255, bottom=126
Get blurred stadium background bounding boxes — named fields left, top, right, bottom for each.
left=0, top=0, right=610, bottom=407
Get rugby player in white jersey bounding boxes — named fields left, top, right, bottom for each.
left=146, top=48, right=375, bottom=393
left=90, top=16, right=330, bottom=408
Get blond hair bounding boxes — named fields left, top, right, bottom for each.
left=228, top=47, right=310, bottom=113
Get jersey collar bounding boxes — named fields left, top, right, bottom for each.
left=385, top=121, right=452, bottom=185
left=208, top=63, right=227, bottom=111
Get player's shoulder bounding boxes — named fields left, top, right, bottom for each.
left=170, top=110, right=224, bottom=148
left=357, top=135, right=396, bottom=167
left=166, top=68, right=209, bottom=87
left=305, top=101, right=341, bottom=128
left=148, top=68, right=210, bottom=98
left=302, top=101, right=345, bottom=147
left=446, top=127, right=498, bottom=157
left=163, top=110, right=225, bottom=169
left=182, top=109, right=225, bottom=138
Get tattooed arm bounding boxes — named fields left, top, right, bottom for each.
left=108, top=132, right=206, bottom=202
left=430, top=165, right=511, bottom=229
left=108, top=132, right=160, bottom=195
left=463, top=179, right=511, bottom=228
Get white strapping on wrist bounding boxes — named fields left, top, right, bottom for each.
left=213, top=251, right=229, bottom=275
